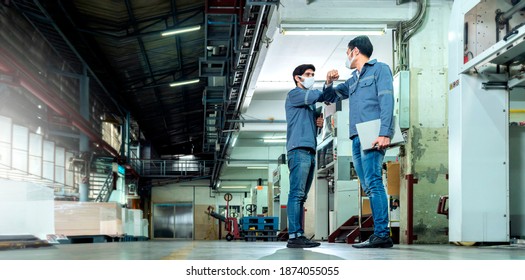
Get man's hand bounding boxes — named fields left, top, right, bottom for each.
left=372, top=136, right=391, bottom=150
left=316, top=114, right=324, bottom=128
left=326, top=69, right=339, bottom=85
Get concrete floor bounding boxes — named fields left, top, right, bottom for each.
left=1, top=240, right=525, bottom=260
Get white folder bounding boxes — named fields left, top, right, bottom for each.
left=355, top=117, right=405, bottom=151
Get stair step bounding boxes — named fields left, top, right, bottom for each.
left=340, top=226, right=358, bottom=230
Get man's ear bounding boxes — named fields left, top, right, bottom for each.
left=294, top=75, right=301, bottom=83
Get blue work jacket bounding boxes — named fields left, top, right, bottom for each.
left=324, top=59, right=395, bottom=139
left=285, top=87, right=329, bottom=153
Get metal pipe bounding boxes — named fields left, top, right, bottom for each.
left=405, top=174, right=418, bottom=244
left=400, top=0, right=425, bottom=30
left=402, top=0, right=427, bottom=43
left=219, top=158, right=279, bottom=163
left=219, top=178, right=267, bottom=182
left=210, top=2, right=272, bottom=187
left=234, top=4, right=267, bottom=114
left=499, top=1, right=525, bottom=24
left=226, top=119, right=286, bottom=123
left=79, top=66, right=91, bottom=202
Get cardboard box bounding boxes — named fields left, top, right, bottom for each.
left=54, top=201, right=123, bottom=236
left=387, top=162, right=400, bottom=196
left=362, top=199, right=372, bottom=215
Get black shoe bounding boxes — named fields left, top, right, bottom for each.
left=352, top=234, right=393, bottom=248
left=287, top=236, right=321, bottom=248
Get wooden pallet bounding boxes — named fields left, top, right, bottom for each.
left=243, top=230, right=278, bottom=242
left=0, top=235, right=52, bottom=250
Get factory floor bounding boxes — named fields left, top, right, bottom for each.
left=1, top=240, right=524, bottom=260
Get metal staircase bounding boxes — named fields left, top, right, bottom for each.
left=328, top=214, right=374, bottom=244
left=93, top=172, right=114, bottom=202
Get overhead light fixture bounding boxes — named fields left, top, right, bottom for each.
left=232, top=135, right=238, bottom=147
left=280, top=23, right=386, bottom=36
left=263, top=139, right=287, bottom=143
left=263, top=135, right=286, bottom=143
left=222, top=186, right=247, bottom=189
left=169, top=78, right=200, bottom=87
left=247, top=166, right=268, bottom=169
left=161, top=25, right=201, bottom=37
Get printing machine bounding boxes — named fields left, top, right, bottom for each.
left=448, top=0, right=525, bottom=243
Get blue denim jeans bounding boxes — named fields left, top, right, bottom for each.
left=287, top=148, right=316, bottom=239
left=352, top=136, right=390, bottom=238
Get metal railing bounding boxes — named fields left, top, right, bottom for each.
left=129, top=159, right=214, bottom=178
left=94, top=172, right=114, bottom=202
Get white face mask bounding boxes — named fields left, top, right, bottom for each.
left=346, top=55, right=355, bottom=69
left=300, top=76, right=315, bottom=89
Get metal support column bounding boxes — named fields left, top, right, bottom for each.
left=79, top=66, right=90, bottom=202
left=121, top=111, right=130, bottom=161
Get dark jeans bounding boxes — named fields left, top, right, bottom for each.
left=287, top=148, right=315, bottom=239
left=352, top=136, right=390, bottom=238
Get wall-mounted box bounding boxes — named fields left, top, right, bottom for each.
left=393, top=71, right=410, bottom=129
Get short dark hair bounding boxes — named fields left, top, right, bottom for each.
left=348, top=35, right=373, bottom=58
left=292, top=64, right=315, bottom=86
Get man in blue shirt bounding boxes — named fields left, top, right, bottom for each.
left=324, top=36, right=394, bottom=248
left=285, top=64, right=331, bottom=248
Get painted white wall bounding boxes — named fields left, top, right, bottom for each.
left=228, top=146, right=287, bottom=164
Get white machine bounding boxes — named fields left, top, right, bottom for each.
left=272, top=158, right=289, bottom=231
left=448, top=0, right=525, bottom=242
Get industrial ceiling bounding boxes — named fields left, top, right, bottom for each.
left=10, top=0, right=207, bottom=156
left=4, top=0, right=277, bottom=187
left=2, top=0, right=425, bottom=190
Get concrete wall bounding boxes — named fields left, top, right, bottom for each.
left=399, top=0, right=452, bottom=244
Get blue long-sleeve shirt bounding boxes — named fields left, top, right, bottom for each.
left=323, top=59, right=395, bottom=139
left=285, top=87, right=329, bottom=152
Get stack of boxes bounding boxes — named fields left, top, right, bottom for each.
left=54, top=201, right=149, bottom=239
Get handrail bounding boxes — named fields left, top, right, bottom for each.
left=129, top=159, right=214, bottom=178
left=94, top=172, right=114, bottom=202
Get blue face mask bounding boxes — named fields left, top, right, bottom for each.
left=300, top=76, right=315, bottom=89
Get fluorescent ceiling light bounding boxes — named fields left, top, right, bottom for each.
left=221, top=186, right=248, bottom=189
left=263, top=139, right=287, bottom=143
left=247, top=166, right=268, bottom=169
left=169, top=79, right=200, bottom=87
left=161, top=25, right=201, bottom=37
left=280, top=23, right=386, bottom=36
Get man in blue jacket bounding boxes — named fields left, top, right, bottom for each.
left=324, top=35, right=395, bottom=248
left=285, top=64, right=331, bottom=248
